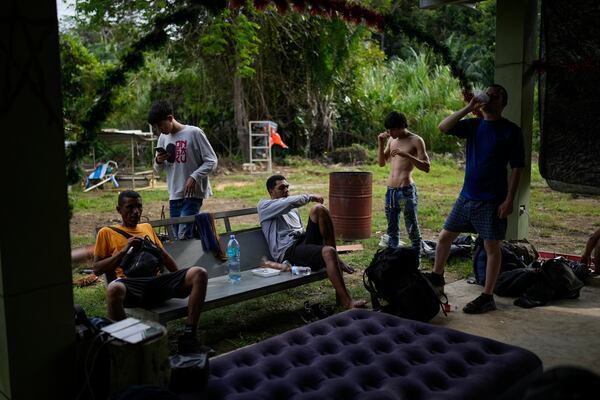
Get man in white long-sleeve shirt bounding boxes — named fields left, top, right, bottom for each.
left=258, top=175, right=367, bottom=309
left=149, top=100, right=218, bottom=239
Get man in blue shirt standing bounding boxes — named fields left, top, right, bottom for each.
left=425, top=84, right=525, bottom=314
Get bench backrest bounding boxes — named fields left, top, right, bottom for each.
left=148, top=207, right=259, bottom=241
left=163, top=227, right=272, bottom=279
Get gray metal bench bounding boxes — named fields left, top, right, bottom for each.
left=123, top=207, right=327, bottom=324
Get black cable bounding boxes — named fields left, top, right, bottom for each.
left=77, top=332, right=105, bottom=400
left=75, top=332, right=101, bottom=400
left=75, top=332, right=113, bottom=400
left=86, top=337, right=116, bottom=400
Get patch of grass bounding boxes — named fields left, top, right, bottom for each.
left=212, top=180, right=264, bottom=203
left=72, top=279, right=106, bottom=316
left=279, top=155, right=316, bottom=168
left=163, top=280, right=357, bottom=354
left=71, top=233, right=95, bottom=248
left=71, top=187, right=169, bottom=213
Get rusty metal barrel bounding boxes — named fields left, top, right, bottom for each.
left=329, top=171, right=372, bottom=240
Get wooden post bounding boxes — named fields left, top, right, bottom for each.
left=131, top=136, right=136, bottom=189
left=0, top=2, right=74, bottom=397
left=150, top=124, right=156, bottom=188
left=495, top=0, right=537, bottom=239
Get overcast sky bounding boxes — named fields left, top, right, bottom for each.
left=56, top=0, right=75, bottom=19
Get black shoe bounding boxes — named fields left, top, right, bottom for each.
left=423, top=272, right=445, bottom=297
left=463, top=294, right=497, bottom=314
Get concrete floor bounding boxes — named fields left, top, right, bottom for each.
left=430, top=276, right=600, bottom=374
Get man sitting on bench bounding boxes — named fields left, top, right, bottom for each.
left=258, top=175, right=367, bottom=309
left=93, top=190, right=209, bottom=352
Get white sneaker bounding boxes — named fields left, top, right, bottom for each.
left=379, top=234, right=407, bottom=248
left=378, top=234, right=389, bottom=247
left=421, top=241, right=434, bottom=256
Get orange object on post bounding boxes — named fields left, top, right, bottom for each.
left=270, top=127, right=288, bottom=149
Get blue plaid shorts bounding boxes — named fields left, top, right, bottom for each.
left=444, top=196, right=507, bottom=240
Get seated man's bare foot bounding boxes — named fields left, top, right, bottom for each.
left=343, top=299, right=368, bottom=309
left=340, top=261, right=355, bottom=274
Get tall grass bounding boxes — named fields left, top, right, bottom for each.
left=341, top=48, right=465, bottom=153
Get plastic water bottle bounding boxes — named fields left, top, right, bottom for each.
left=227, top=234, right=241, bottom=282
left=291, top=266, right=312, bottom=276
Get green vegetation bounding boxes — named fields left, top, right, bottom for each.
left=60, top=0, right=506, bottom=178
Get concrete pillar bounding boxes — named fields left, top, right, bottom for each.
left=494, top=0, right=538, bottom=239
left=0, top=1, right=74, bottom=399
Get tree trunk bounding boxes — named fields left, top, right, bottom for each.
left=233, top=74, right=249, bottom=161
left=307, top=89, right=334, bottom=156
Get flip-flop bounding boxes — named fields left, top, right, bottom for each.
left=300, top=301, right=320, bottom=323
left=340, top=262, right=355, bottom=274
left=311, top=303, right=334, bottom=319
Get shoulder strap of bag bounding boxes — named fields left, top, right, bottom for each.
left=362, top=271, right=382, bottom=311
left=108, top=227, right=158, bottom=246
left=108, top=226, right=133, bottom=239
left=417, top=271, right=449, bottom=317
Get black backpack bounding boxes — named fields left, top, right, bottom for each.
left=497, top=258, right=586, bottom=308
left=363, top=247, right=446, bottom=322
left=541, top=257, right=585, bottom=300
left=109, top=227, right=164, bottom=278
left=494, top=267, right=541, bottom=297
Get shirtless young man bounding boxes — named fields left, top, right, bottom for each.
left=377, top=111, right=431, bottom=253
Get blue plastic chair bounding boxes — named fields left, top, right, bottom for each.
left=85, top=161, right=119, bottom=192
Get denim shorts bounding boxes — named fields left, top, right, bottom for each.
left=444, top=196, right=507, bottom=240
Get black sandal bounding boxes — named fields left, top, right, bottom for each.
left=300, top=301, right=320, bottom=323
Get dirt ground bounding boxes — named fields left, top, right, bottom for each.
left=70, top=182, right=256, bottom=241
left=70, top=164, right=301, bottom=240
left=69, top=194, right=256, bottom=239
left=528, top=216, right=593, bottom=255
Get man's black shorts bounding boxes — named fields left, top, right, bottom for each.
left=117, top=268, right=190, bottom=308
left=284, top=219, right=326, bottom=270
